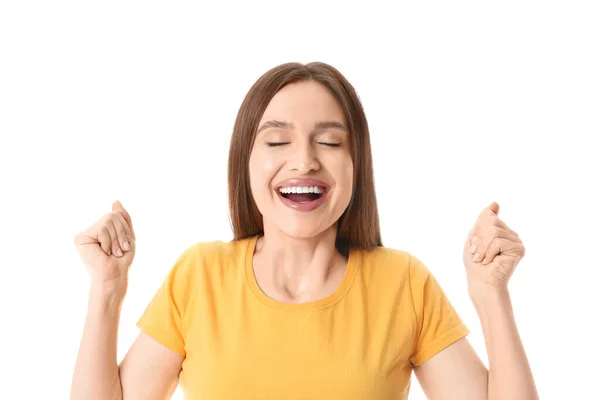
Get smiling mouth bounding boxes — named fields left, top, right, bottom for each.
left=280, top=192, right=323, bottom=203
left=277, top=186, right=326, bottom=203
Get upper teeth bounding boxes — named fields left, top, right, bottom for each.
left=279, top=186, right=323, bottom=194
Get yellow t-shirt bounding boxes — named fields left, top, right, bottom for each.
left=137, top=235, right=469, bottom=399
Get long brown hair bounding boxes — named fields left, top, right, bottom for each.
left=228, top=62, right=382, bottom=255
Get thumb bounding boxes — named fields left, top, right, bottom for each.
left=487, top=201, right=500, bottom=215
left=112, top=200, right=122, bottom=210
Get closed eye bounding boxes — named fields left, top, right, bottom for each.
left=318, top=142, right=342, bottom=147
left=266, top=142, right=342, bottom=147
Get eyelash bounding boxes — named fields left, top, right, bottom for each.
left=266, top=142, right=342, bottom=148
left=265, top=142, right=289, bottom=147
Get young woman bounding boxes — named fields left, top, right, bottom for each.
left=71, top=62, right=538, bottom=399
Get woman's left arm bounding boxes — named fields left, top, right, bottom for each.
left=414, top=202, right=539, bottom=400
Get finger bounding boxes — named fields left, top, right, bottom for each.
left=491, top=217, right=519, bottom=238
left=112, top=211, right=132, bottom=251
left=75, top=222, right=113, bottom=256
left=482, top=205, right=522, bottom=239
left=109, top=216, right=129, bottom=257
left=481, top=237, right=525, bottom=265
left=103, top=216, right=121, bottom=257
left=469, top=206, right=498, bottom=238
left=98, top=226, right=112, bottom=256
left=477, top=203, right=500, bottom=221
left=486, top=202, right=500, bottom=215
left=113, top=200, right=136, bottom=240
left=470, top=226, right=520, bottom=263
left=469, top=215, right=518, bottom=245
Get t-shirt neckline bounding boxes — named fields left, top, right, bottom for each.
left=244, top=235, right=358, bottom=311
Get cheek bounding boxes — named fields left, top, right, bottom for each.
left=335, top=158, right=354, bottom=211
left=249, top=151, right=279, bottom=192
left=338, top=155, right=354, bottom=194
left=344, top=164, right=354, bottom=200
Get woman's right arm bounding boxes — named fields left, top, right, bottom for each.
left=70, top=201, right=184, bottom=400
left=70, top=282, right=184, bottom=400
left=70, top=282, right=123, bottom=400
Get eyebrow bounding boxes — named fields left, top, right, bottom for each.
left=256, top=120, right=350, bottom=135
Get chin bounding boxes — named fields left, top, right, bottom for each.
left=275, top=222, right=329, bottom=240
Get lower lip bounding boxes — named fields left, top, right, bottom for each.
left=276, top=189, right=329, bottom=212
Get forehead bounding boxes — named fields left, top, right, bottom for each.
left=259, top=80, right=347, bottom=126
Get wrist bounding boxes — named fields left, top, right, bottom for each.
left=468, top=283, right=510, bottom=310
left=90, top=279, right=127, bottom=303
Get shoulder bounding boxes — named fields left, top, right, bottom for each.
left=359, top=245, right=410, bottom=262
left=167, top=236, right=253, bottom=278
left=356, top=246, right=434, bottom=285
left=357, top=245, right=418, bottom=273
left=194, top=236, right=252, bottom=264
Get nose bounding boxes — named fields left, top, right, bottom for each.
left=289, top=142, right=320, bottom=174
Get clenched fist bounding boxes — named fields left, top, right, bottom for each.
left=74, top=200, right=136, bottom=290
left=463, top=202, right=525, bottom=296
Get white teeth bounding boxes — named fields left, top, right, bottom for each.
left=278, top=186, right=323, bottom=194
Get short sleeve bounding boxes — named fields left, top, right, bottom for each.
left=408, top=254, right=470, bottom=366
left=136, top=244, right=199, bottom=357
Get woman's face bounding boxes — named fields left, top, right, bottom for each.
left=249, top=80, right=353, bottom=239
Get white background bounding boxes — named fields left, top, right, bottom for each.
left=1, top=1, right=599, bottom=398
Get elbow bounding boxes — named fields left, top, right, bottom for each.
left=109, top=368, right=124, bottom=400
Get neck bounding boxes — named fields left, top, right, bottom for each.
left=254, top=223, right=344, bottom=298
